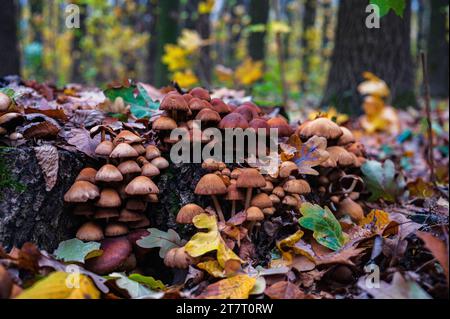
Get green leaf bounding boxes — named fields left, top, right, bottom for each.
left=128, top=274, right=166, bottom=290
left=370, top=0, right=406, bottom=17
left=361, top=160, right=406, bottom=202
left=103, top=83, right=160, bottom=119
left=299, top=203, right=347, bottom=251
left=109, top=273, right=164, bottom=299
left=136, top=228, right=182, bottom=258
left=53, top=238, right=102, bottom=263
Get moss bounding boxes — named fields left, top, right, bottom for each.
left=0, top=150, right=26, bottom=197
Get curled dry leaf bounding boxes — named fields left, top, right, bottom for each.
left=34, top=144, right=59, bottom=191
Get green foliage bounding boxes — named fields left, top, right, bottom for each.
left=361, top=159, right=406, bottom=202
left=109, top=273, right=164, bottom=299
left=136, top=228, right=182, bottom=258
left=128, top=274, right=166, bottom=290
left=299, top=203, right=347, bottom=251
left=370, top=0, right=406, bottom=17
left=0, top=151, right=26, bottom=198
left=53, top=238, right=102, bottom=263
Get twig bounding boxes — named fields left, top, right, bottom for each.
left=420, top=52, right=436, bottom=185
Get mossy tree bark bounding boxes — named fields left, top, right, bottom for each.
left=323, top=0, right=415, bottom=114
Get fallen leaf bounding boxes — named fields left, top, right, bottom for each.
left=359, top=209, right=398, bottom=236
left=197, top=260, right=226, bottom=278
left=137, top=228, right=182, bottom=259
left=109, top=273, right=164, bottom=299
left=16, top=271, right=100, bottom=299
left=264, top=281, right=306, bottom=299
left=53, top=239, right=102, bottom=263
left=416, top=231, right=449, bottom=286
left=197, top=274, right=256, bottom=299
left=407, top=178, right=436, bottom=199
left=299, top=203, right=347, bottom=251
left=128, top=274, right=165, bottom=290
left=23, top=121, right=60, bottom=140
left=34, top=144, right=59, bottom=191
left=24, top=107, right=67, bottom=122
left=66, top=127, right=101, bottom=157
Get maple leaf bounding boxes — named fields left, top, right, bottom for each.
left=299, top=203, right=347, bottom=251
left=16, top=271, right=100, bottom=299
left=280, top=135, right=329, bottom=176
left=137, top=228, right=183, bottom=259
left=53, top=238, right=102, bottom=263
left=197, top=274, right=256, bottom=299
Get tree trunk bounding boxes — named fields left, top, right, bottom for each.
left=248, top=0, right=270, bottom=62
left=146, top=0, right=159, bottom=84
left=320, top=0, right=333, bottom=58
left=71, top=3, right=87, bottom=83
left=427, top=0, right=449, bottom=98
left=197, top=12, right=213, bottom=87
left=0, top=0, right=20, bottom=78
left=299, top=0, right=317, bottom=92
left=154, top=0, right=180, bottom=87
left=323, top=0, right=415, bottom=114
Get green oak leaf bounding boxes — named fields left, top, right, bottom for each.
left=136, top=228, right=182, bottom=258
left=128, top=274, right=166, bottom=290
left=109, top=273, right=164, bottom=299
left=361, top=159, right=406, bottom=202
left=299, top=203, right=347, bottom=251
left=370, top=0, right=406, bottom=17
left=53, top=238, right=102, bottom=263
left=103, top=83, right=160, bottom=119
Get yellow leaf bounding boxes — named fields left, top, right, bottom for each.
left=172, top=69, right=199, bottom=88
left=197, top=260, right=226, bottom=278
left=358, top=72, right=390, bottom=98
left=16, top=272, right=100, bottom=299
left=359, top=209, right=397, bottom=236
left=269, top=21, right=291, bottom=33
left=162, top=44, right=189, bottom=71
left=178, top=29, right=204, bottom=53
left=198, top=274, right=256, bottom=299
left=276, top=230, right=304, bottom=253
left=198, top=0, right=215, bottom=15
left=235, top=59, right=263, bottom=86
left=185, top=214, right=242, bottom=268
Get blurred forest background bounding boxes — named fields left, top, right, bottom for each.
left=0, top=0, right=448, bottom=114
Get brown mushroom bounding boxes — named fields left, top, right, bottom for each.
left=272, top=186, right=285, bottom=198
left=95, top=141, right=114, bottom=157
left=75, top=167, right=98, bottom=184
left=117, top=160, right=141, bottom=175
left=105, top=222, right=129, bottom=237
left=145, top=145, right=161, bottom=161
left=160, top=92, right=190, bottom=121
left=95, top=164, right=123, bottom=183
left=225, top=181, right=244, bottom=216
left=337, top=127, right=355, bottom=146
left=283, top=179, right=311, bottom=195
left=85, top=237, right=132, bottom=275
left=64, top=181, right=100, bottom=203
left=94, top=208, right=120, bottom=220
left=141, top=163, right=160, bottom=177
left=125, top=176, right=159, bottom=196
left=218, top=113, right=249, bottom=129
left=176, top=204, right=205, bottom=224
left=195, top=173, right=227, bottom=222
left=96, top=188, right=122, bottom=208
left=299, top=118, right=343, bottom=140
left=152, top=116, right=177, bottom=131
left=267, top=117, right=294, bottom=137
left=113, top=130, right=143, bottom=145
left=338, top=197, right=364, bottom=222
left=279, top=161, right=298, bottom=178
left=151, top=156, right=169, bottom=169
left=76, top=222, right=104, bottom=241
left=110, top=143, right=139, bottom=159
left=250, top=193, right=273, bottom=209
left=164, top=246, right=195, bottom=269
left=236, top=168, right=266, bottom=209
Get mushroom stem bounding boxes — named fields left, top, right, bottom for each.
left=231, top=200, right=236, bottom=217
left=172, top=110, right=177, bottom=123
left=247, top=221, right=256, bottom=236
left=244, top=187, right=253, bottom=209
left=101, top=128, right=106, bottom=142
left=211, top=195, right=225, bottom=222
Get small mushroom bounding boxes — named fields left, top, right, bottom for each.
left=125, top=176, right=159, bottom=196
left=64, top=181, right=100, bottom=203
left=283, top=179, right=311, bottom=195
left=0, top=92, right=12, bottom=111
left=337, top=127, right=355, bottom=146
left=141, top=163, right=160, bottom=177
left=260, top=181, right=274, bottom=193
left=176, top=204, right=205, bottom=224
left=250, top=193, right=273, bottom=209
left=145, top=145, right=161, bottom=161
left=75, top=167, right=98, bottom=184
left=110, top=143, right=139, bottom=159
left=94, top=208, right=120, bottom=220
left=279, top=161, right=298, bottom=178
left=152, top=116, right=178, bottom=131
left=96, top=188, right=122, bottom=208
left=298, top=117, right=343, bottom=140
left=95, top=141, right=114, bottom=157
left=236, top=168, right=266, bottom=209
left=105, top=222, right=129, bottom=237
left=195, top=173, right=227, bottom=222
left=76, top=222, right=104, bottom=241
left=85, top=237, right=132, bottom=275
left=160, top=92, right=190, bottom=122
left=118, top=209, right=144, bottom=222
left=269, top=194, right=280, bottom=205
left=113, top=130, right=143, bottom=144
left=272, top=186, right=285, bottom=198
left=117, top=160, right=141, bottom=175
left=246, top=206, right=264, bottom=234
left=151, top=157, right=169, bottom=170
left=266, top=117, right=294, bottom=137
left=218, top=113, right=249, bottom=129
left=225, top=181, right=244, bottom=216
left=338, top=197, right=364, bottom=222
left=125, top=199, right=147, bottom=212
left=190, top=87, right=211, bottom=101
left=95, top=164, right=123, bottom=183
left=164, top=246, right=195, bottom=269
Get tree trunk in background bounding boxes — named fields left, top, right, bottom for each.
left=154, top=0, right=180, bottom=87
left=416, top=0, right=428, bottom=55
left=427, top=0, right=449, bottom=98
left=226, top=0, right=245, bottom=67
left=197, top=12, right=212, bottom=87
left=71, top=3, right=86, bottom=83
left=146, top=0, right=158, bottom=84
left=320, top=0, right=333, bottom=58
left=0, top=0, right=20, bottom=78
left=248, top=0, right=270, bottom=62
left=299, top=0, right=317, bottom=92
left=323, top=0, right=415, bottom=114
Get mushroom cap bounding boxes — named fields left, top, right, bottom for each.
left=246, top=206, right=264, bottom=221
left=117, top=160, right=141, bottom=175
left=0, top=112, right=24, bottom=129
left=85, top=237, right=132, bottom=275
left=141, top=163, right=160, bottom=177
left=152, top=116, right=177, bottom=130
left=118, top=209, right=144, bottom=222
left=160, top=92, right=190, bottom=112
left=218, top=113, right=249, bottom=129
left=338, top=197, right=364, bottom=222
left=128, top=216, right=151, bottom=229
left=269, top=194, right=280, bottom=204
left=201, top=158, right=222, bottom=171
left=282, top=195, right=299, bottom=207
left=114, top=130, right=143, bottom=144
left=230, top=168, right=242, bottom=179
left=299, top=118, right=343, bottom=140
left=183, top=93, right=194, bottom=103
left=125, top=176, right=159, bottom=195
left=110, top=143, right=140, bottom=158
left=283, top=179, right=311, bottom=194
left=76, top=222, right=104, bottom=241
left=146, top=193, right=159, bottom=203
left=164, top=246, right=195, bottom=269
left=195, top=108, right=221, bottom=123
left=195, top=173, right=227, bottom=195
left=267, top=117, right=294, bottom=137
left=95, top=141, right=114, bottom=156
left=249, top=118, right=270, bottom=134
left=75, top=167, right=98, bottom=184
left=190, top=87, right=211, bottom=101
left=250, top=193, right=273, bottom=208
left=240, top=101, right=262, bottom=114
left=176, top=204, right=205, bottom=224
left=96, top=188, right=122, bottom=208
left=73, top=204, right=95, bottom=216
left=225, top=183, right=244, bottom=201
left=145, top=145, right=161, bottom=161
left=322, top=146, right=355, bottom=167
left=279, top=161, right=298, bottom=178
left=64, top=181, right=100, bottom=203
left=210, top=98, right=230, bottom=114
left=272, top=186, right=285, bottom=198
left=263, top=207, right=276, bottom=215
left=95, top=164, right=123, bottom=182
left=261, top=180, right=274, bottom=193
left=151, top=156, right=169, bottom=169
left=236, top=168, right=266, bottom=188
left=233, top=105, right=258, bottom=122
left=337, top=127, right=355, bottom=146
left=0, top=92, right=12, bottom=111
left=131, top=143, right=146, bottom=155
left=189, top=97, right=210, bottom=111
left=125, top=199, right=147, bottom=212
left=94, top=208, right=120, bottom=219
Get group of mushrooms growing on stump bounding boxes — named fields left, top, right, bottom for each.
left=61, top=86, right=368, bottom=274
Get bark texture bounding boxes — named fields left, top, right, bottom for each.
left=323, top=0, right=415, bottom=113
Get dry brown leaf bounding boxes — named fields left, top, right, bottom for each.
left=34, top=145, right=59, bottom=191
left=264, top=281, right=306, bottom=299
left=416, top=231, right=449, bottom=286
left=24, top=107, right=68, bottom=122
left=23, top=121, right=60, bottom=139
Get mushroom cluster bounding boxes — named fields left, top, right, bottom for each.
left=64, top=128, right=168, bottom=242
